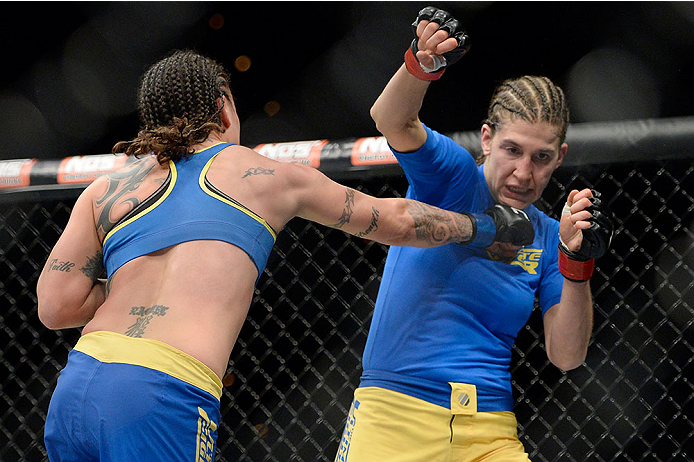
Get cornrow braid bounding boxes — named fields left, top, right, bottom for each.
left=484, top=75, right=570, bottom=145
left=113, top=50, right=231, bottom=164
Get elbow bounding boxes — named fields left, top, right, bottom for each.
left=372, top=201, right=417, bottom=247
left=395, top=222, right=418, bottom=247
left=38, top=300, right=64, bottom=330
left=548, top=351, right=586, bottom=371
left=392, top=205, right=422, bottom=247
left=36, top=282, right=57, bottom=329
left=370, top=104, right=386, bottom=133
left=37, top=288, right=75, bottom=330
left=370, top=102, right=402, bottom=137
left=554, top=359, right=585, bottom=372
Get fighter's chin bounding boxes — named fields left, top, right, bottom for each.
left=499, top=186, right=537, bottom=209
left=499, top=191, right=532, bottom=210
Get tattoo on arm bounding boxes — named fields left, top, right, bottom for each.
left=405, top=201, right=473, bottom=245
left=355, top=207, right=380, bottom=237
left=242, top=167, right=275, bottom=178
left=332, top=189, right=356, bottom=228
left=125, top=304, right=169, bottom=338
left=105, top=276, right=113, bottom=296
left=80, top=251, right=104, bottom=281
left=45, top=258, right=75, bottom=273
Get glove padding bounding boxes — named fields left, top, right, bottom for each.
left=562, top=191, right=614, bottom=260
left=410, top=6, right=471, bottom=73
left=559, top=190, right=614, bottom=281
left=467, top=204, right=535, bottom=248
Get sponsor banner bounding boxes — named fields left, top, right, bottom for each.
left=0, top=158, right=37, bottom=189
left=253, top=140, right=327, bottom=168
left=351, top=136, right=398, bottom=166
left=57, top=154, right=128, bottom=184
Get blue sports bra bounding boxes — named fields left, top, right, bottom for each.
left=101, top=143, right=277, bottom=281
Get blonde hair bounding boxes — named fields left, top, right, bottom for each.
left=484, top=75, right=570, bottom=144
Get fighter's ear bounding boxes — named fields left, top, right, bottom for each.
left=218, top=95, right=233, bottom=129
left=555, top=142, right=568, bottom=169
left=481, top=124, right=494, bottom=157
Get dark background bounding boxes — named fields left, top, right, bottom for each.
left=1, top=1, right=693, bottom=161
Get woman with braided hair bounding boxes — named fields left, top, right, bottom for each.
left=335, top=7, right=613, bottom=462
left=37, top=49, right=535, bottom=461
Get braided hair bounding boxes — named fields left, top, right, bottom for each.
left=113, top=50, right=231, bottom=164
left=484, top=75, right=570, bottom=149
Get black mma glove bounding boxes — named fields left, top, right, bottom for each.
left=404, top=6, right=470, bottom=81
left=558, top=190, right=614, bottom=282
left=465, top=204, right=535, bottom=248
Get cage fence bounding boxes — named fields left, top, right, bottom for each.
left=1, top=121, right=693, bottom=461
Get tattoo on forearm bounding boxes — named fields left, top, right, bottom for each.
left=405, top=201, right=473, bottom=245
left=242, top=167, right=275, bottom=178
left=46, top=258, right=75, bottom=273
left=356, top=207, right=380, bottom=237
left=332, top=189, right=356, bottom=228
left=125, top=304, right=169, bottom=338
left=80, top=251, right=104, bottom=281
left=95, top=162, right=156, bottom=239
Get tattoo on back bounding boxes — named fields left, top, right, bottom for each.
left=332, top=189, right=355, bottom=228
left=125, top=304, right=169, bottom=338
left=242, top=167, right=275, bottom=178
left=95, top=161, right=156, bottom=240
left=80, top=251, right=104, bottom=281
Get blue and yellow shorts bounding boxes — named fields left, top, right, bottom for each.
left=335, top=385, right=531, bottom=462
left=44, top=331, right=223, bottom=462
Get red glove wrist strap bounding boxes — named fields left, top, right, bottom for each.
left=404, top=48, right=445, bottom=81
left=558, top=250, right=595, bottom=282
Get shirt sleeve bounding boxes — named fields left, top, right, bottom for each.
left=390, top=124, right=479, bottom=209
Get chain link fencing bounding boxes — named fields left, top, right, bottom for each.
left=1, top=151, right=693, bottom=461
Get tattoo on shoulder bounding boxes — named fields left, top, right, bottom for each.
left=332, top=189, right=356, bottom=228
left=125, top=304, right=169, bottom=338
left=355, top=207, right=379, bottom=237
left=95, top=161, right=156, bottom=239
left=242, top=167, right=275, bottom=178
left=80, top=251, right=104, bottom=281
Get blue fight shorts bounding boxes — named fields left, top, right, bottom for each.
left=44, top=331, right=223, bottom=462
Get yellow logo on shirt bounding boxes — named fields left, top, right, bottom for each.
left=511, top=248, right=543, bottom=274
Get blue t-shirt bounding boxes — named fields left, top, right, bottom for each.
left=359, top=125, right=563, bottom=412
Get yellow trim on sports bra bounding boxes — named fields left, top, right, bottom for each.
left=199, top=154, right=277, bottom=240
left=103, top=161, right=178, bottom=245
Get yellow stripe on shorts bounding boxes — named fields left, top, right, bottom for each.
left=74, top=331, right=223, bottom=400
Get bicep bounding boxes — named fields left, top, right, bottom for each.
left=290, top=164, right=407, bottom=242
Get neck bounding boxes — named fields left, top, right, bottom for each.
left=192, top=132, right=237, bottom=151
